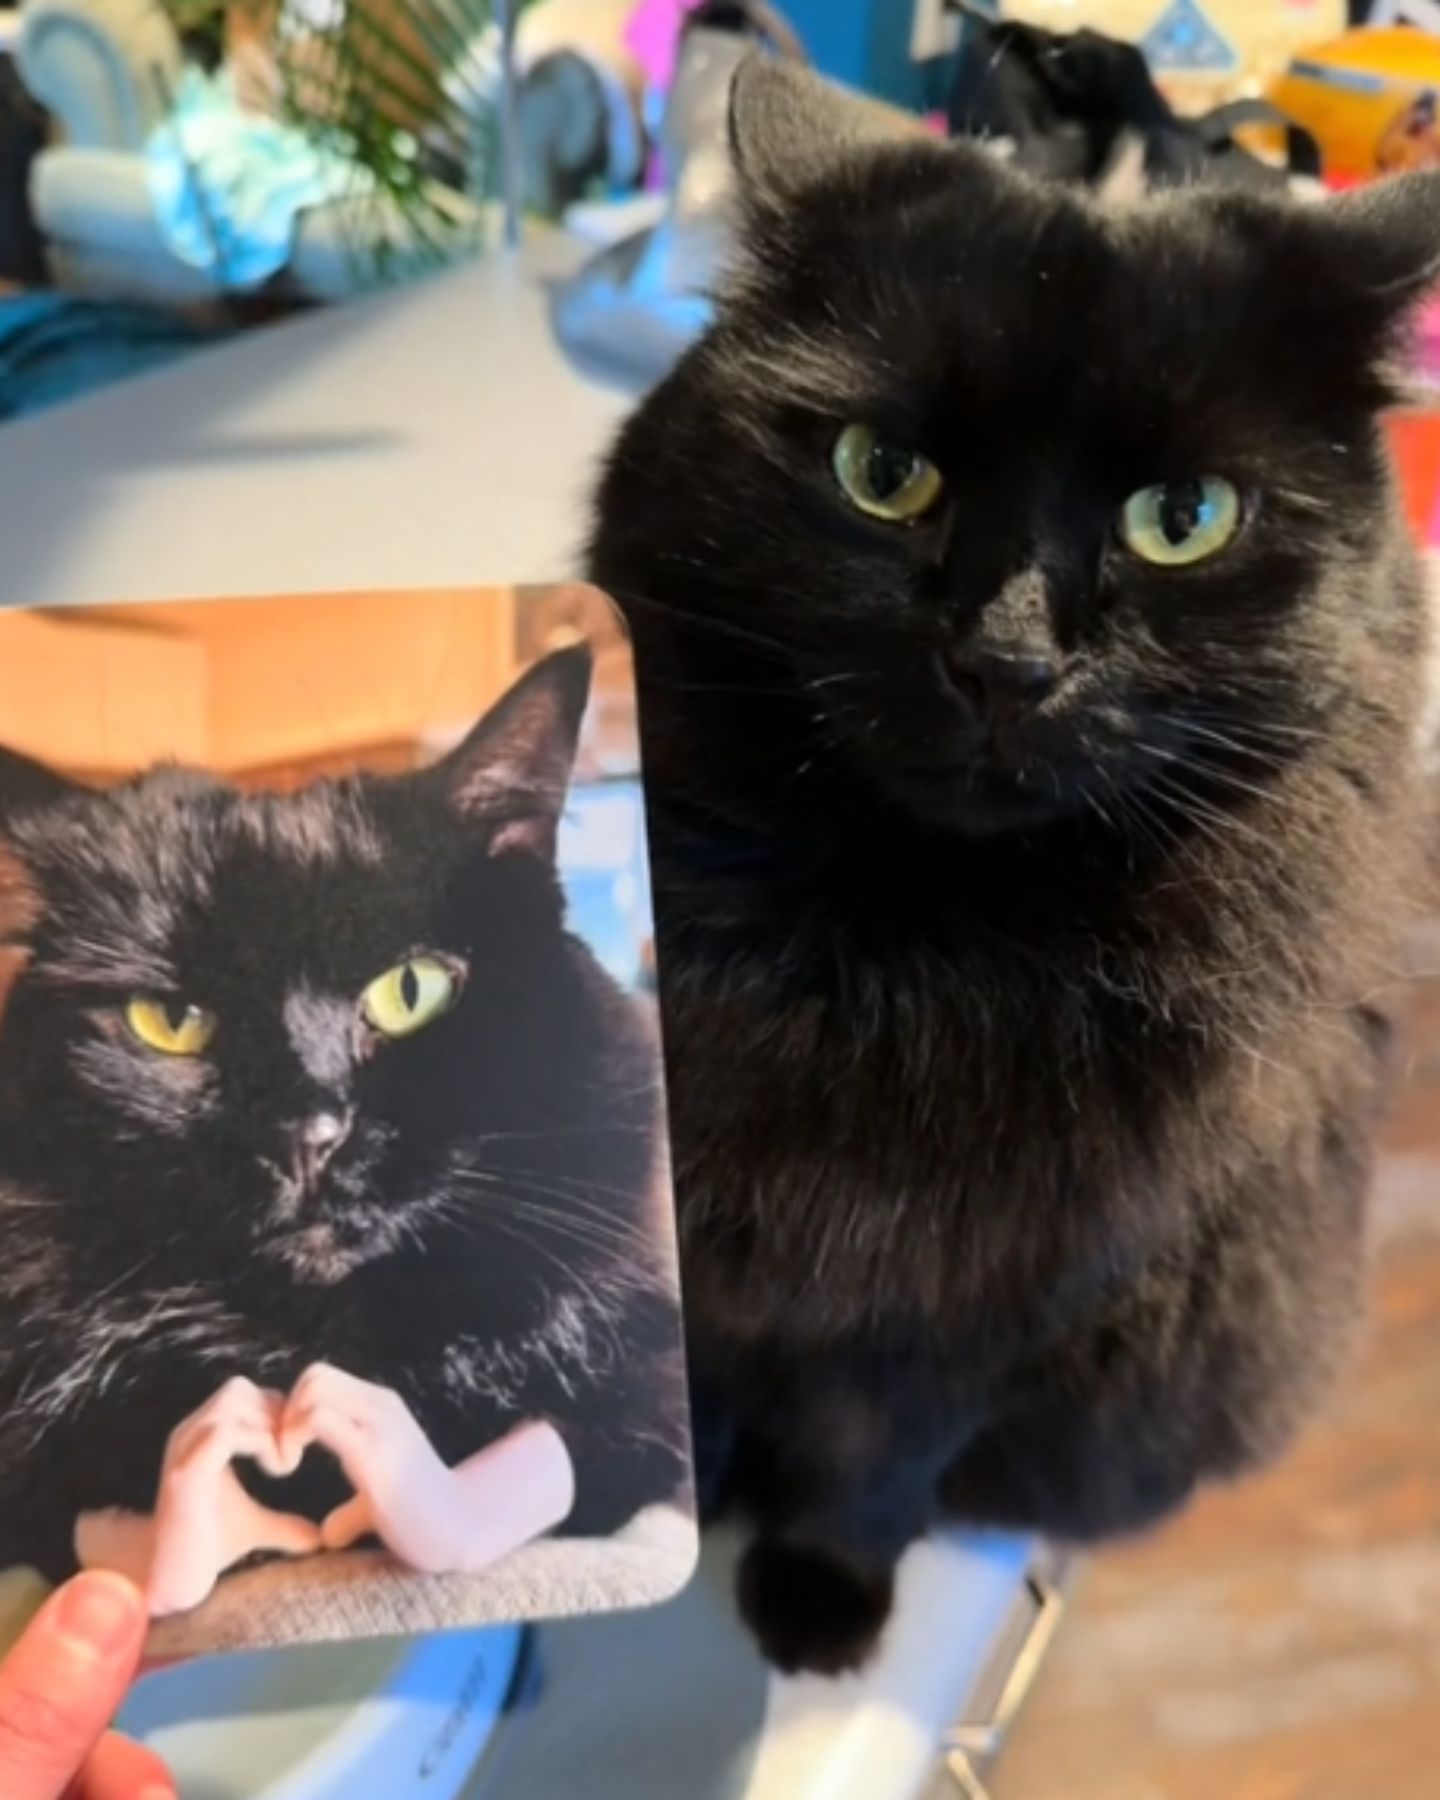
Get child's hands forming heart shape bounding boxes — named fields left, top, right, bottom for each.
left=280, top=1363, right=479, bottom=1574
left=280, top=1363, right=575, bottom=1577
left=75, top=1366, right=577, bottom=1618
left=145, top=1377, right=320, bottom=1616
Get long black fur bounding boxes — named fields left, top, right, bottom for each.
left=588, top=61, right=1436, bottom=1672
left=0, top=648, right=687, bottom=1583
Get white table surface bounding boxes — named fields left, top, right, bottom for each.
left=0, top=237, right=1041, bottom=1800
left=0, top=239, right=628, bottom=610
left=745, top=1533, right=1036, bottom=1800
left=487, top=1530, right=1039, bottom=1800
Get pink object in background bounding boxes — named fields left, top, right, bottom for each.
left=625, top=0, right=704, bottom=188
left=1415, top=296, right=1440, bottom=394
left=624, top=0, right=703, bottom=93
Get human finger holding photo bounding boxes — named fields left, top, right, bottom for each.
left=0, top=1569, right=173, bottom=1799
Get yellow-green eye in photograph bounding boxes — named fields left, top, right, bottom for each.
left=126, top=999, right=217, bottom=1057
left=362, top=957, right=459, bottom=1039
left=832, top=423, right=945, bottom=523
left=1119, top=477, right=1243, bottom=568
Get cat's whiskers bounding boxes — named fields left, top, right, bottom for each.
left=84, top=1249, right=166, bottom=1310
left=462, top=1123, right=654, bottom=1149
left=1084, top=768, right=1150, bottom=862
left=449, top=1154, right=656, bottom=1205
left=501, top=1169, right=660, bottom=1218
left=465, top=1209, right=638, bottom=1337
left=1089, top=765, right=1193, bottom=871
left=1140, top=772, right=1301, bottom=875
left=1179, top=759, right=1299, bottom=812
left=606, top=585, right=796, bottom=664
left=499, top=1204, right=643, bottom=1259
left=1172, top=721, right=1315, bottom=770
left=451, top=1204, right=586, bottom=1284
left=442, top=1166, right=651, bottom=1254
left=660, top=680, right=797, bottom=699
left=1179, top=711, right=1322, bottom=751
left=1122, top=788, right=1194, bottom=867
left=1135, top=742, right=1290, bottom=815
left=486, top=1182, right=649, bottom=1243
left=1080, top=783, right=1121, bottom=838
left=1269, top=484, right=1331, bottom=518
left=465, top=1118, right=656, bottom=1146
left=1148, top=779, right=1263, bottom=849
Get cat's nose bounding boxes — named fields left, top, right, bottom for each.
left=940, top=647, right=1057, bottom=723
left=292, top=1110, right=354, bottom=1190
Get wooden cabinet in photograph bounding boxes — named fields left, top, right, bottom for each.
left=0, top=591, right=520, bottom=784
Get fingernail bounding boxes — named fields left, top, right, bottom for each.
left=53, top=1571, right=143, bottom=1656
left=140, top=1786, right=178, bottom=1800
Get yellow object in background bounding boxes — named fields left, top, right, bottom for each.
left=1268, top=27, right=1440, bottom=176
left=998, top=1, right=1348, bottom=114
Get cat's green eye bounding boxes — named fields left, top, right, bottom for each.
left=1119, top=477, right=1242, bottom=568
left=362, top=958, right=458, bottom=1040
left=832, top=424, right=944, bottom=523
left=126, top=999, right=216, bottom=1058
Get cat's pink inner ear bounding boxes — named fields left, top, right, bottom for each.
left=488, top=815, right=558, bottom=861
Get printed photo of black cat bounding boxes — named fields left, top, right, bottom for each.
left=0, top=585, right=695, bottom=1655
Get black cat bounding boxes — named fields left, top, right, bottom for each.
left=589, top=59, right=1436, bottom=1673
left=0, top=647, right=687, bottom=1584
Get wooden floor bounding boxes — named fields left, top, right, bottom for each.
left=998, top=947, right=1440, bottom=1800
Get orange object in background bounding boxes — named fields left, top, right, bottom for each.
left=1388, top=410, right=1440, bottom=545
left=1268, top=27, right=1440, bottom=178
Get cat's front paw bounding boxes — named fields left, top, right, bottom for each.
left=736, top=1539, right=895, bottom=1676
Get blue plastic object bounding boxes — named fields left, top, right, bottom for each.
left=0, top=292, right=222, bottom=421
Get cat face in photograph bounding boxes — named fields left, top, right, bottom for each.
left=0, top=649, right=654, bottom=1308
left=592, top=62, right=1436, bottom=842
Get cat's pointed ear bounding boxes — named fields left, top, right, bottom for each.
left=0, top=743, right=79, bottom=830
left=433, top=648, right=592, bottom=861
left=1323, top=171, right=1440, bottom=310
left=728, top=55, right=939, bottom=207
left=1301, top=171, right=1440, bottom=360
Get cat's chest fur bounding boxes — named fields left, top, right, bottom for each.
left=654, top=841, right=1387, bottom=1361
left=0, top=1236, right=562, bottom=1455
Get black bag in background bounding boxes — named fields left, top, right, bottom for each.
left=944, top=4, right=1321, bottom=194
left=0, top=55, right=47, bottom=287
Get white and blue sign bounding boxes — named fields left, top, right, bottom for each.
left=1142, top=0, right=1240, bottom=75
